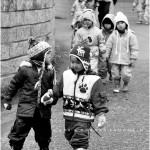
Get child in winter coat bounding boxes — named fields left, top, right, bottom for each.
left=99, top=13, right=115, bottom=82
left=143, top=0, right=149, bottom=24
left=3, top=37, right=57, bottom=150
left=42, top=44, right=109, bottom=150
left=105, top=12, right=139, bottom=93
left=71, top=0, right=86, bottom=28
left=74, top=9, right=105, bottom=75
left=133, top=0, right=145, bottom=24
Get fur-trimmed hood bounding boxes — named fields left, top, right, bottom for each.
left=20, top=61, right=54, bottom=70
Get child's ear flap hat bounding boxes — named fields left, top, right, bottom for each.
left=27, top=37, right=51, bottom=60
left=70, top=44, right=90, bottom=70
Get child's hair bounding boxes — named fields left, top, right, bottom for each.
left=103, top=18, right=114, bottom=30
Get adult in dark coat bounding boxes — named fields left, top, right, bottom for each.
left=95, top=0, right=114, bottom=28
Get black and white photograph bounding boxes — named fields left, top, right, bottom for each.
left=0, top=0, right=149, bottom=150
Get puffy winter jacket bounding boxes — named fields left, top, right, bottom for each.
left=105, top=12, right=139, bottom=65
left=3, top=61, right=56, bottom=119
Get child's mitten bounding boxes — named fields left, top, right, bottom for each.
left=41, top=89, right=53, bottom=106
left=98, top=114, right=106, bottom=128
left=4, top=102, right=12, bottom=110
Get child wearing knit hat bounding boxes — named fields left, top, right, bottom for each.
left=43, top=44, right=109, bottom=150
left=105, top=12, right=139, bottom=93
left=3, top=37, right=56, bottom=150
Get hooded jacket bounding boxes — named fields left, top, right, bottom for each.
left=105, top=12, right=139, bottom=65
left=74, top=9, right=105, bottom=73
left=100, top=13, right=115, bottom=43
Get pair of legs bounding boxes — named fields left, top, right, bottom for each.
left=65, top=120, right=91, bottom=150
left=97, top=1, right=111, bottom=28
left=144, top=6, right=149, bottom=24
left=136, top=11, right=144, bottom=23
left=111, top=64, right=132, bottom=92
left=8, top=108, right=51, bottom=150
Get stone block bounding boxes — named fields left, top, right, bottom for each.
left=45, top=8, right=52, bottom=21
left=1, top=28, right=17, bottom=44
left=1, top=55, right=29, bottom=76
left=9, top=41, right=28, bottom=58
left=1, top=0, right=17, bottom=12
left=16, top=25, right=31, bottom=41
left=30, top=23, right=48, bottom=37
left=37, top=9, right=46, bottom=23
left=1, top=44, right=10, bottom=60
left=17, top=0, right=51, bottom=10
left=1, top=12, right=10, bottom=27
left=17, top=11, right=26, bottom=25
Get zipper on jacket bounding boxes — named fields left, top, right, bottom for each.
left=72, top=74, right=79, bottom=120
left=118, top=37, right=122, bottom=64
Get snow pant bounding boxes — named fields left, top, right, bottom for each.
left=98, top=59, right=107, bottom=79
left=111, top=64, right=132, bottom=85
left=65, top=120, right=91, bottom=150
left=137, top=10, right=144, bottom=22
left=98, top=1, right=111, bottom=28
left=8, top=108, right=51, bottom=150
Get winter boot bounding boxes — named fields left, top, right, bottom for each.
left=122, top=82, right=129, bottom=92
left=74, top=148, right=87, bottom=150
left=113, top=78, right=121, bottom=93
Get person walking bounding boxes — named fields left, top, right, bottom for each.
left=42, top=44, right=109, bottom=150
left=3, top=37, right=57, bottom=150
left=132, top=0, right=145, bottom=24
left=95, top=0, right=112, bottom=28
left=71, top=0, right=86, bottom=28
left=105, top=12, right=139, bottom=92
left=74, top=9, right=105, bottom=75
left=143, top=0, right=149, bottom=24
left=99, top=13, right=115, bottom=82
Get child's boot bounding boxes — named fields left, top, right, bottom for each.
left=122, top=82, right=129, bottom=92
left=75, top=148, right=87, bottom=150
left=113, top=78, right=121, bottom=93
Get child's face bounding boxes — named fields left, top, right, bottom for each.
left=104, top=23, right=112, bottom=30
left=116, top=21, right=126, bottom=31
left=70, top=56, right=84, bottom=72
left=83, top=18, right=93, bottom=28
left=45, top=51, right=51, bottom=65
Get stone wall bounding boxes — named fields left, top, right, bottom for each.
left=1, top=0, right=55, bottom=90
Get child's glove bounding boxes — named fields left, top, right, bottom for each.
left=4, top=102, right=12, bottom=110
left=98, top=114, right=106, bottom=128
left=41, top=89, right=53, bottom=106
left=130, top=59, right=136, bottom=68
